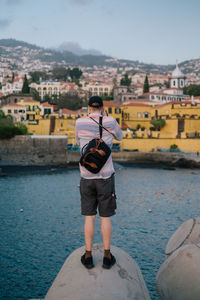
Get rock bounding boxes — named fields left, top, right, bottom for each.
left=156, top=243, right=200, bottom=300
left=165, top=218, right=200, bottom=256
left=45, top=244, right=150, bottom=300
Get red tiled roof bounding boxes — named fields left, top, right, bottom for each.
left=5, top=103, right=24, bottom=107
left=156, top=100, right=192, bottom=108
left=61, top=108, right=79, bottom=114
left=41, top=102, right=53, bottom=108
left=122, top=103, right=151, bottom=107
left=103, top=101, right=119, bottom=107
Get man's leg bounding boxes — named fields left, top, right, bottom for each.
left=84, top=215, right=96, bottom=251
left=101, top=217, right=116, bottom=269
left=100, top=216, right=112, bottom=250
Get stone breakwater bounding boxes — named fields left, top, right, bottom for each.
left=0, top=136, right=200, bottom=168
left=0, top=135, right=68, bottom=166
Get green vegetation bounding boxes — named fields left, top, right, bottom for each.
left=57, top=92, right=86, bottom=110
left=29, top=71, right=49, bottom=83
left=69, top=67, right=82, bottom=83
left=170, top=144, right=180, bottom=152
left=170, top=144, right=178, bottom=150
left=150, top=119, right=166, bottom=130
left=0, top=111, right=27, bottom=139
left=120, top=73, right=131, bottom=86
left=143, top=74, right=149, bottom=93
left=183, top=84, right=200, bottom=96
left=22, top=74, right=30, bottom=94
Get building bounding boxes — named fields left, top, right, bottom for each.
left=84, top=82, right=113, bottom=97
left=1, top=102, right=26, bottom=122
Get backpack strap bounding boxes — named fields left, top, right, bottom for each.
left=99, top=116, right=103, bottom=139
left=89, top=116, right=115, bottom=138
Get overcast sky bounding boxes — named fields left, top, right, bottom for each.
left=1, top=0, right=200, bottom=65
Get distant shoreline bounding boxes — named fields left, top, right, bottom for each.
left=1, top=152, right=200, bottom=176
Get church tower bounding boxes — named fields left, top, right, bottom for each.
left=170, top=63, right=186, bottom=88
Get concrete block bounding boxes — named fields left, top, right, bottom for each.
left=45, top=244, right=150, bottom=300
left=165, top=218, right=200, bottom=256
left=156, top=243, right=200, bottom=300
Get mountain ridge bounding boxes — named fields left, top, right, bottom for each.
left=1, top=38, right=200, bottom=75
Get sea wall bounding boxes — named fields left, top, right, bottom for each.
left=0, top=135, right=200, bottom=167
left=121, top=138, right=200, bottom=152
left=0, top=135, right=68, bottom=166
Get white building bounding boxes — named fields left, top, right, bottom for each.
left=1, top=102, right=26, bottom=122
left=83, top=82, right=113, bottom=97
left=169, top=64, right=186, bottom=88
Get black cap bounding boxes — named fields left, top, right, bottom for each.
left=88, top=96, right=103, bottom=108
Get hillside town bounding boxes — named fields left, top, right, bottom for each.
left=1, top=40, right=200, bottom=154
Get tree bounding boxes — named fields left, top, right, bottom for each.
left=183, top=84, right=200, bottom=96
left=69, top=68, right=82, bottom=83
left=30, top=88, right=41, bottom=101
left=57, top=92, right=84, bottom=110
left=0, top=114, right=28, bottom=139
left=22, top=74, right=30, bottom=94
left=150, top=119, right=166, bottom=131
left=29, top=71, right=49, bottom=83
left=120, top=73, right=131, bottom=86
left=52, top=67, right=70, bottom=81
left=12, top=72, right=15, bottom=83
left=143, top=75, right=149, bottom=93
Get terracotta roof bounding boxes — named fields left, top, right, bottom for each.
left=156, top=100, right=192, bottom=108
left=41, top=102, right=53, bottom=108
left=60, top=108, right=79, bottom=114
left=103, top=101, right=119, bottom=107
left=122, top=103, right=151, bottom=107
left=4, top=103, right=24, bottom=107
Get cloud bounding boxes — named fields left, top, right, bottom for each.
left=57, top=41, right=102, bottom=56
left=5, top=0, right=24, bottom=5
left=0, top=19, right=12, bottom=29
left=70, top=0, right=93, bottom=5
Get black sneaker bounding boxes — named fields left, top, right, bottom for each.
left=81, top=254, right=94, bottom=269
left=102, top=253, right=116, bottom=269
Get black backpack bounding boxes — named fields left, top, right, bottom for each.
left=80, top=116, right=114, bottom=174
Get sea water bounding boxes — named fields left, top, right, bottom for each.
left=0, top=165, right=200, bottom=299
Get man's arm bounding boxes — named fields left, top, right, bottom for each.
left=113, top=119, right=123, bottom=141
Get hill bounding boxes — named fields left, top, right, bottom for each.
left=1, top=38, right=200, bottom=75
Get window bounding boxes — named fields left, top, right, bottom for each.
left=8, top=109, right=11, bottom=113
left=14, top=110, right=18, bottom=114
left=173, top=80, right=176, bottom=86
left=44, top=108, right=51, bottom=114
left=137, top=112, right=141, bottom=118
left=116, top=118, right=120, bottom=124
left=115, top=108, right=121, bottom=114
left=143, top=112, right=150, bottom=118
left=108, top=107, right=112, bottom=114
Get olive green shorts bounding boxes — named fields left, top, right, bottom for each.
left=80, top=174, right=117, bottom=217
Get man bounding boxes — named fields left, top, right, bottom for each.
left=75, top=96, right=123, bottom=269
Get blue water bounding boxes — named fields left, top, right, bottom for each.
left=0, top=165, right=200, bottom=300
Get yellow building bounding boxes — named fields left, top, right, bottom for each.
left=18, top=98, right=40, bottom=122
left=103, top=101, right=122, bottom=127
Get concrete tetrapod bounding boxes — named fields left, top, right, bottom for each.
left=156, top=217, right=200, bottom=300
left=45, top=244, right=150, bottom=300
left=156, top=243, right=200, bottom=300
left=165, top=218, right=200, bottom=256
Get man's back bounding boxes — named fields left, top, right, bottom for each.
left=75, top=112, right=123, bottom=179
